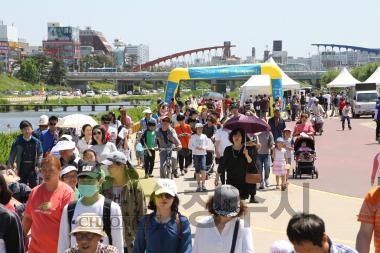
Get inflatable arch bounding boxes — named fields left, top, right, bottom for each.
left=164, top=63, right=283, bottom=112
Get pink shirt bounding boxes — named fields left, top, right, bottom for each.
left=293, top=122, right=315, bottom=136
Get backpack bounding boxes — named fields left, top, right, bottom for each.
left=144, top=212, right=183, bottom=241
left=67, top=198, right=112, bottom=245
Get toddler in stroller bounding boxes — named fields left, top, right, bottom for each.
left=293, top=136, right=318, bottom=179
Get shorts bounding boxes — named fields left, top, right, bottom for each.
left=193, top=155, right=206, bottom=172
left=136, top=151, right=144, bottom=160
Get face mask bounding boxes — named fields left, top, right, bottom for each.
left=77, top=184, right=98, bottom=198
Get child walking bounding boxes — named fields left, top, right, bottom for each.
left=341, top=102, right=352, bottom=130
left=283, top=128, right=294, bottom=185
left=135, top=131, right=145, bottom=167
left=272, top=137, right=288, bottom=191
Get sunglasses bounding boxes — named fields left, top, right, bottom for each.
left=157, top=193, right=174, bottom=199
left=92, top=131, right=102, bottom=135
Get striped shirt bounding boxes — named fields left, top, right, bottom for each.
left=328, top=238, right=357, bottom=253
left=358, top=187, right=380, bottom=252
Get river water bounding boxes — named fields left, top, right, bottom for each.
left=0, top=101, right=149, bottom=133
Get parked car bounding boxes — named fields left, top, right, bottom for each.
left=132, top=90, right=141, bottom=95
left=126, top=91, right=133, bottom=95
left=111, top=91, right=119, bottom=96
left=74, top=89, right=82, bottom=96
left=85, top=90, right=95, bottom=97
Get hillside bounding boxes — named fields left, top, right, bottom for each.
left=0, top=73, right=40, bottom=92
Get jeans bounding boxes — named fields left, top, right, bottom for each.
left=256, top=154, right=271, bottom=182
left=193, top=155, right=206, bottom=172
left=159, top=150, right=178, bottom=178
left=376, top=121, right=380, bottom=141
left=341, top=116, right=351, bottom=129
left=144, top=149, right=155, bottom=175
left=177, top=148, right=192, bottom=171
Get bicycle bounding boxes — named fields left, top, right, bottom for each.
left=159, top=147, right=179, bottom=179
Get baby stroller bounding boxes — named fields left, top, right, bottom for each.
left=292, top=136, right=318, bottom=179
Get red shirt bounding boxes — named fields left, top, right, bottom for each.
left=175, top=124, right=192, bottom=149
left=25, top=182, right=74, bottom=253
left=339, top=100, right=346, bottom=110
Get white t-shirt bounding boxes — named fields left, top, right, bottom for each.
left=91, top=142, right=118, bottom=162
left=193, top=216, right=254, bottom=253
left=57, top=195, right=124, bottom=253
left=189, top=134, right=208, bottom=155
left=76, top=138, right=92, bottom=154
left=215, top=129, right=232, bottom=157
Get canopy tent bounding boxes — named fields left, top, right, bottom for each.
left=239, top=58, right=300, bottom=104
left=266, top=57, right=300, bottom=90
left=364, top=67, right=380, bottom=84
left=326, top=67, right=361, bottom=88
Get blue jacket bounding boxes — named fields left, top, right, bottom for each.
left=376, top=102, right=380, bottom=121
left=7, top=135, right=43, bottom=170
left=268, top=117, right=286, bottom=140
left=133, top=212, right=192, bottom=253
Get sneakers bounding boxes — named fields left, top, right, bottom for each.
left=265, top=179, right=270, bottom=187
left=259, top=183, right=265, bottom=190
left=249, top=197, right=259, bottom=204
left=196, top=187, right=202, bottom=192
left=180, top=171, right=185, bottom=176
left=183, top=169, right=188, bottom=174
left=173, top=174, right=179, bottom=178
left=149, top=174, right=154, bottom=178
left=202, top=185, right=207, bottom=192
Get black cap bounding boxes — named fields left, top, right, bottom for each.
left=78, top=162, right=102, bottom=179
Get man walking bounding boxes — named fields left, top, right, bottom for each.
left=7, top=120, right=43, bottom=188
left=268, top=109, right=286, bottom=141
left=156, top=116, right=182, bottom=178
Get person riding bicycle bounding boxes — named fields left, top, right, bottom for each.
left=156, top=116, right=182, bottom=178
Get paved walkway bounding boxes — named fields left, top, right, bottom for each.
left=128, top=111, right=376, bottom=252
left=132, top=158, right=370, bottom=252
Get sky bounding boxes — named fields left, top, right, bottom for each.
left=1, top=0, right=379, bottom=61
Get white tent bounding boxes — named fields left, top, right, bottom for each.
left=266, top=57, right=300, bottom=90
left=239, top=58, right=300, bottom=103
left=326, top=67, right=361, bottom=88
left=364, top=67, right=380, bottom=84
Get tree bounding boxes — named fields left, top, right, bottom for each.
left=30, top=54, right=51, bottom=81
left=80, top=54, right=115, bottom=71
left=351, top=62, right=380, bottom=82
left=18, top=59, right=40, bottom=83
left=320, top=69, right=340, bottom=87
left=47, top=59, right=66, bottom=85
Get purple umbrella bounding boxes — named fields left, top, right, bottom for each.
left=223, top=115, right=271, bottom=134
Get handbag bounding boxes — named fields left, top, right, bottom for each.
left=245, top=147, right=261, bottom=184
left=245, top=173, right=261, bottom=184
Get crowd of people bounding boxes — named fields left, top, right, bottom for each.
left=0, top=91, right=378, bottom=253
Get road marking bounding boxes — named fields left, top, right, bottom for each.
left=289, top=182, right=363, bottom=201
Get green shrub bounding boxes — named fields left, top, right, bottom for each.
left=0, top=132, right=19, bottom=164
